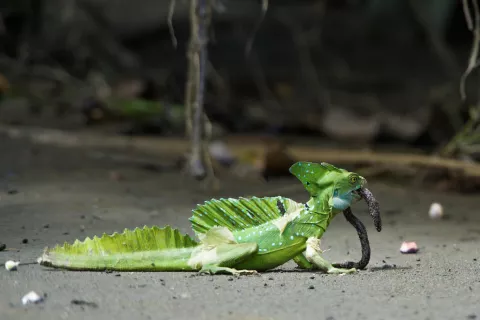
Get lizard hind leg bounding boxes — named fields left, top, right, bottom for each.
left=194, top=228, right=260, bottom=276
left=305, top=237, right=356, bottom=274
left=196, top=242, right=260, bottom=276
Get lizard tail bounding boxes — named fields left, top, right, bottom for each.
left=37, top=226, right=200, bottom=271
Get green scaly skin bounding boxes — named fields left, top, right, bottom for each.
left=38, top=162, right=375, bottom=275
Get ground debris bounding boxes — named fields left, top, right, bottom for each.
left=71, top=299, right=99, bottom=309
left=21, top=291, right=44, bottom=305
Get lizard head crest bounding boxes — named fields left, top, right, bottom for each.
left=289, top=161, right=366, bottom=209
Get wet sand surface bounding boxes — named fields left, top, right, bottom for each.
left=1, top=134, right=479, bottom=320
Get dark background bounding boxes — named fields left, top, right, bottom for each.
left=0, top=0, right=479, bottom=159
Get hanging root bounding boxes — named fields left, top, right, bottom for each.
left=184, top=0, right=218, bottom=187
left=167, top=0, right=178, bottom=48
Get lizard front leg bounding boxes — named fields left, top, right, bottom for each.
left=297, top=208, right=370, bottom=271
left=305, top=237, right=356, bottom=274
left=293, top=253, right=313, bottom=269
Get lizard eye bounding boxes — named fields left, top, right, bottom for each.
left=349, top=176, right=358, bottom=184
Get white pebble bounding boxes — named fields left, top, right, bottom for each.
left=21, top=291, right=44, bottom=305
left=5, top=260, right=19, bottom=271
left=429, top=202, right=444, bottom=219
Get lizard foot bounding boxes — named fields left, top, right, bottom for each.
left=327, top=267, right=357, bottom=274
left=232, top=269, right=259, bottom=276
left=199, top=265, right=259, bottom=276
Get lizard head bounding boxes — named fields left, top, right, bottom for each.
left=290, top=161, right=381, bottom=232
left=331, top=171, right=366, bottom=211
left=289, top=161, right=366, bottom=211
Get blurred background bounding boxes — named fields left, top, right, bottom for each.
left=0, top=0, right=479, bottom=191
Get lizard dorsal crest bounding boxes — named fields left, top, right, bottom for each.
left=189, top=197, right=302, bottom=235
left=289, top=161, right=342, bottom=195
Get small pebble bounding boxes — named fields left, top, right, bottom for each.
left=308, top=285, right=315, bottom=289
left=400, top=241, right=418, bottom=254
left=5, top=260, right=20, bottom=271
left=22, top=239, right=28, bottom=244
left=428, top=202, right=443, bottom=219
left=21, top=291, right=44, bottom=305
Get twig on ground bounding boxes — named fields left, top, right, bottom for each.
left=2, top=125, right=480, bottom=181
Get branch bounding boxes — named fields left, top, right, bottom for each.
left=2, top=125, right=480, bottom=181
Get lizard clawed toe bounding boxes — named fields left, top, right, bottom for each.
left=234, top=269, right=259, bottom=276
left=327, top=267, right=357, bottom=275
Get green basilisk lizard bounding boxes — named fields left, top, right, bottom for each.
left=37, top=161, right=381, bottom=275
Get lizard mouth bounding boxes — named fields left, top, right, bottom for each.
left=356, top=188, right=382, bottom=232
left=352, top=188, right=363, bottom=201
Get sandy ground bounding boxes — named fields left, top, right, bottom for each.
left=0, top=133, right=479, bottom=320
